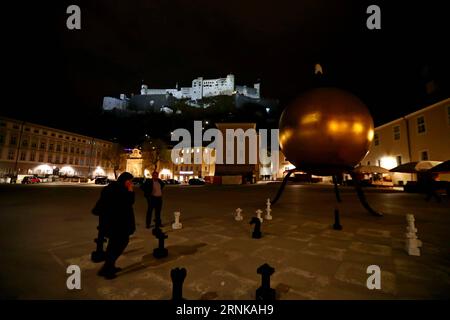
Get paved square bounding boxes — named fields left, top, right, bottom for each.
left=0, top=183, right=449, bottom=299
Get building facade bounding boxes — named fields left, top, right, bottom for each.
left=0, top=116, right=116, bottom=179
left=362, top=98, right=450, bottom=184
left=172, top=147, right=216, bottom=183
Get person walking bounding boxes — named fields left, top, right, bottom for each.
left=141, top=171, right=165, bottom=228
left=93, top=172, right=136, bottom=279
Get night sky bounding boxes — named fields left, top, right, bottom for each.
left=3, top=0, right=449, bottom=140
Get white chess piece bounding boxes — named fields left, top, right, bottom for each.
left=256, top=209, right=263, bottom=223
left=235, top=208, right=243, bottom=221
left=172, top=211, right=182, bottom=230
left=405, top=214, right=421, bottom=256
left=265, top=198, right=272, bottom=220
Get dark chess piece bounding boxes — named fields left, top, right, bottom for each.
left=152, top=225, right=162, bottom=236
left=333, top=208, right=343, bottom=230
left=250, top=217, right=262, bottom=239
left=153, top=227, right=168, bottom=258
left=256, top=263, right=276, bottom=300
left=171, top=267, right=187, bottom=301
left=91, top=226, right=107, bottom=262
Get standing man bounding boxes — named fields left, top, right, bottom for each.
left=93, top=172, right=136, bottom=280
left=141, top=171, right=165, bottom=228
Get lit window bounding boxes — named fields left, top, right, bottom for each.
left=393, top=126, right=400, bottom=140
left=417, top=116, right=426, bottom=134
left=374, top=133, right=379, bottom=146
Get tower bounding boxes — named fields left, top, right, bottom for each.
left=254, top=83, right=261, bottom=98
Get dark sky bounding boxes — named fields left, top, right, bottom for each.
left=3, top=0, right=449, bottom=137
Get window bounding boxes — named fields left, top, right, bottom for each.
left=374, top=133, right=379, bottom=146
left=421, top=151, right=429, bottom=161
left=10, top=136, right=17, bottom=145
left=20, top=151, right=26, bottom=161
left=13, top=124, right=19, bottom=130
left=8, top=150, right=15, bottom=160
left=30, top=151, right=35, bottom=162
left=70, top=146, right=74, bottom=153
left=393, top=125, right=400, bottom=140
left=40, top=142, right=46, bottom=149
left=22, top=139, right=28, bottom=147
left=63, top=156, right=67, bottom=163
left=39, top=154, right=44, bottom=162
left=48, top=143, right=54, bottom=151
left=25, top=127, right=30, bottom=132
left=396, top=156, right=402, bottom=166
left=51, top=133, right=55, bottom=137
left=367, top=161, right=371, bottom=166
left=417, top=116, right=426, bottom=134
left=33, top=129, right=39, bottom=134
left=31, top=141, right=37, bottom=149
left=56, top=144, right=61, bottom=152
left=43, top=131, right=47, bottom=135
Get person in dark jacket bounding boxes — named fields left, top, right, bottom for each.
left=141, top=171, right=165, bottom=228
left=94, top=172, right=136, bottom=279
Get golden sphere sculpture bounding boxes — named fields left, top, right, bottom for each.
left=279, top=88, right=374, bottom=176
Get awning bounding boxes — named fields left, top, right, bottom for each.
left=353, top=165, right=389, bottom=174
left=428, top=160, right=450, bottom=173
left=389, top=161, right=442, bottom=173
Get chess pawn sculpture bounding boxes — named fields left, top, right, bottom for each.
left=265, top=198, right=273, bottom=220
left=235, top=208, right=243, bottom=221
left=256, top=209, right=264, bottom=223
left=172, top=211, right=182, bottom=230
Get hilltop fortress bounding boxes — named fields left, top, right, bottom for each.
left=103, top=74, right=265, bottom=112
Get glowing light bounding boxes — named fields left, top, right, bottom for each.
left=328, top=120, right=339, bottom=132
left=93, top=166, right=105, bottom=176
left=33, top=164, right=53, bottom=174
left=352, top=122, right=364, bottom=134
left=144, top=169, right=151, bottom=178
left=367, top=129, right=374, bottom=141
left=279, top=128, right=293, bottom=146
left=160, top=168, right=172, bottom=177
left=60, top=166, right=75, bottom=176
left=380, top=156, right=397, bottom=170
left=301, top=112, right=321, bottom=125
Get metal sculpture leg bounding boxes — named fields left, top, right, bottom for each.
left=350, top=171, right=383, bottom=217
left=332, top=175, right=342, bottom=203
left=271, top=170, right=295, bottom=205
left=91, top=226, right=107, bottom=262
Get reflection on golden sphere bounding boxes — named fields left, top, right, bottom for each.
left=279, top=88, right=374, bottom=176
